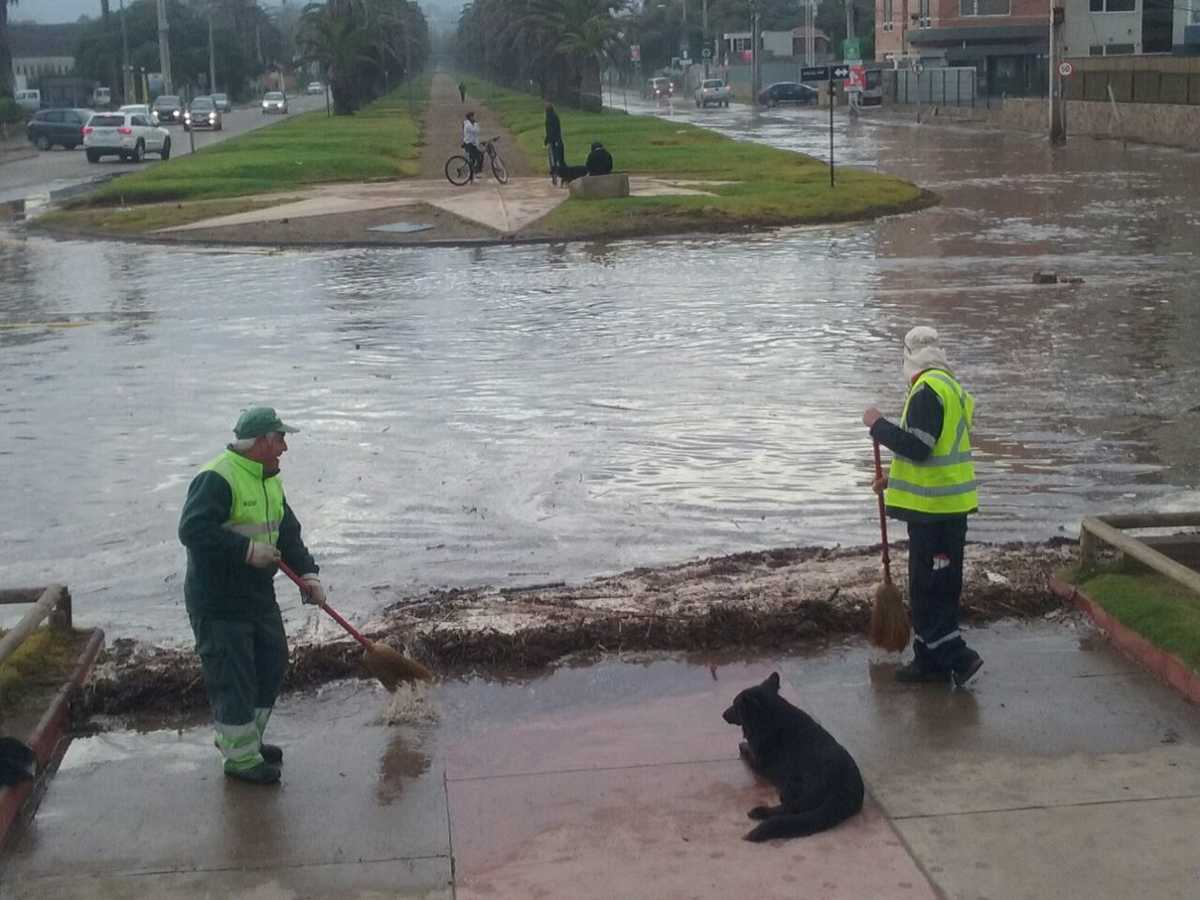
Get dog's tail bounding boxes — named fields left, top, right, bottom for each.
left=744, top=798, right=860, bottom=842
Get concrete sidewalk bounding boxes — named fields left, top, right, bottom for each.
left=5, top=619, right=1200, bottom=898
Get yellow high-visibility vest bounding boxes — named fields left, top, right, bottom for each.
left=885, top=369, right=978, bottom=516
left=202, top=450, right=285, bottom=547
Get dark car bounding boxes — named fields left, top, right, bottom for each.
left=151, top=94, right=185, bottom=125
left=184, top=96, right=223, bottom=131
left=25, top=108, right=91, bottom=151
left=210, top=92, right=232, bottom=112
left=758, top=82, right=819, bottom=108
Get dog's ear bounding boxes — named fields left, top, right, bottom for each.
left=764, top=672, right=781, bottom=693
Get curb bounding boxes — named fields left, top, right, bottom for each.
left=1049, top=576, right=1200, bottom=704
left=0, top=627, right=105, bottom=850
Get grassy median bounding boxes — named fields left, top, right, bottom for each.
left=39, top=81, right=428, bottom=235
left=466, top=77, right=933, bottom=239
left=1064, top=562, right=1200, bottom=672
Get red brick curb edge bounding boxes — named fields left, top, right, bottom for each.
left=1049, top=576, right=1200, bottom=704
left=0, top=627, right=105, bottom=850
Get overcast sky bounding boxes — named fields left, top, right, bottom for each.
left=12, top=0, right=289, bottom=25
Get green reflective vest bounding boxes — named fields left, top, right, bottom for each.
left=885, top=369, right=978, bottom=517
left=202, top=449, right=285, bottom=548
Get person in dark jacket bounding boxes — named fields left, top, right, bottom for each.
left=585, top=141, right=613, bottom=175
left=544, top=102, right=566, bottom=185
left=863, top=327, right=983, bottom=687
left=179, top=406, right=324, bottom=785
left=458, top=81, right=467, bottom=103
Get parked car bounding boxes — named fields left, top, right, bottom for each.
left=211, top=92, right=232, bottom=112
left=184, top=96, right=223, bottom=131
left=152, top=94, right=185, bottom=125
left=92, top=86, right=113, bottom=109
left=643, top=77, right=674, bottom=100
left=261, top=91, right=288, bottom=114
left=758, top=82, right=819, bottom=107
left=306, top=81, right=324, bottom=95
left=694, top=79, right=733, bottom=108
left=25, top=108, right=91, bottom=151
left=83, top=110, right=171, bottom=163
left=14, top=89, right=41, bottom=113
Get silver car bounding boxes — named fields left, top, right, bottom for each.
left=261, top=91, right=288, bottom=114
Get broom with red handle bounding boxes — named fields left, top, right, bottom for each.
left=867, top=440, right=911, bottom=652
left=277, top=560, right=433, bottom=689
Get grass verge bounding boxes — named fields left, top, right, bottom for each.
left=38, top=195, right=300, bottom=235
left=464, top=76, right=934, bottom=239
left=1062, top=562, right=1200, bottom=672
left=39, top=79, right=429, bottom=235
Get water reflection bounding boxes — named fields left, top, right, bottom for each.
left=1, top=106, right=1198, bottom=643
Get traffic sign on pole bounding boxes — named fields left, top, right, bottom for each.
left=702, top=47, right=712, bottom=59
left=831, top=64, right=851, bottom=79
left=1058, top=61, right=1073, bottom=77
left=801, top=65, right=829, bottom=82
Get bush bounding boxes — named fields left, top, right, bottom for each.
left=0, top=97, right=24, bottom=125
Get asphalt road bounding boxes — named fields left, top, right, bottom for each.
left=0, top=93, right=329, bottom=204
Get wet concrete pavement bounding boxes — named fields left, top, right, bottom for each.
left=6, top=619, right=1200, bottom=898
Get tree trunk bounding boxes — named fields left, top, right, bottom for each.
left=0, top=0, right=14, bottom=98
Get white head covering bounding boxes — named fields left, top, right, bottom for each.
left=902, top=326, right=951, bottom=382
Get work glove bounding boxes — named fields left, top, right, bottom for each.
left=300, top=574, right=327, bottom=606
left=246, top=542, right=281, bottom=569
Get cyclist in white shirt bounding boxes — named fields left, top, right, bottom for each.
left=462, top=111, right=483, bottom=175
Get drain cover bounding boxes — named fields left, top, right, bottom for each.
left=368, top=221, right=435, bottom=234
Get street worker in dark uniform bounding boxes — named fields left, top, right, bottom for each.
left=862, top=327, right=983, bottom=687
left=544, top=102, right=565, bottom=184
left=179, top=407, right=325, bottom=785
left=585, top=141, right=613, bottom=176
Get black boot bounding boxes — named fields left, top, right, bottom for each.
left=951, top=648, right=983, bottom=687
left=224, top=762, right=281, bottom=785
left=260, top=743, right=283, bottom=765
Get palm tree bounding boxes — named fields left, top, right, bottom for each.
left=298, top=0, right=378, bottom=114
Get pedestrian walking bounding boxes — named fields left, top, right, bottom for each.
left=544, top=102, right=566, bottom=186
left=178, top=407, right=326, bottom=785
left=458, top=81, right=467, bottom=103
left=862, top=327, right=984, bottom=687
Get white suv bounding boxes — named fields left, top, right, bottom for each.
left=84, top=110, right=172, bottom=163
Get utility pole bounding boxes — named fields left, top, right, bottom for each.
left=156, top=0, right=173, bottom=94
left=702, top=0, right=709, bottom=76
left=750, top=0, right=760, bottom=106
left=845, top=0, right=854, bottom=57
left=1049, top=0, right=1065, bottom=143
left=208, top=6, right=216, bottom=94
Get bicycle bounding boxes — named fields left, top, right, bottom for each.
left=445, top=136, right=509, bottom=186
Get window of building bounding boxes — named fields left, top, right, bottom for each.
left=1106, top=42, right=1135, bottom=53
left=1089, top=44, right=1105, bottom=54
left=918, top=0, right=931, bottom=26
left=961, top=0, right=1010, bottom=14
left=1088, top=0, right=1135, bottom=11
left=883, top=0, right=894, bottom=30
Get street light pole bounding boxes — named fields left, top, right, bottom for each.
left=749, top=0, right=760, bottom=107
left=208, top=6, right=216, bottom=94
left=118, top=0, right=131, bottom=103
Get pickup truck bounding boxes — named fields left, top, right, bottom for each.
left=694, top=79, right=733, bottom=108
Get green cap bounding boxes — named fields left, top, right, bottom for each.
left=233, top=406, right=300, bottom=440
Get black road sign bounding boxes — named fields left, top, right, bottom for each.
left=831, top=65, right=851, bottom=79
left=800, top=66, right=829, bottom=82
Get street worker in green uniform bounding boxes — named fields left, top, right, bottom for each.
left=179, top=407, right=326, bottom=785
left=862, top=327, right=984, bottom=687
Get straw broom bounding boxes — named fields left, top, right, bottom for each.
left=867, top=440, right=911, bottom=652
left=278, top=561, right=433, bottom=689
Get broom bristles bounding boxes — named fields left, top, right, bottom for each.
left=868, top=580, right=911, bottom=653
left=364, top=642, right=435, bottom=691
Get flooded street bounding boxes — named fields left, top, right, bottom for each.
left=2, top=102, right=1198, bottom=644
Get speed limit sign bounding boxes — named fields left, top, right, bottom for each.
left=1058, top=61, right=1073, bottom=77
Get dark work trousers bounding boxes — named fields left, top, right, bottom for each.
left=907, top=518, right=970, bottom=670
left=189, top=607, right=288, bottom=732
left=465, top=142, right=484, bottom=175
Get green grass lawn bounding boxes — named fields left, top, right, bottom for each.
left=465, top=77, right=933, bottom=238
left=80, top=80, right=429, bottom=208
left=0, top=626, right=81, bottom=708
left=1064, top=563, right=1200, bottom=672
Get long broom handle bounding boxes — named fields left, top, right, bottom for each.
left=873, top=440, right=893, bottom=584
left=277, top=559, right=373, bottom=651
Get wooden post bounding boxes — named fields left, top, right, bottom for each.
left=1079, top=516, right=1200, bottom=600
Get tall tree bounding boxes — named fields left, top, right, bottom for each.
left=1, top=0, right=17, bottom=98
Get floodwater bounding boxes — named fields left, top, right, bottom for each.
left=1, top=101, right=1198, bottom=644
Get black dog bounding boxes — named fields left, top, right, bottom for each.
left=0, top=737, right=36, bottom=788
left=723, top=672, right=864, bottom=841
